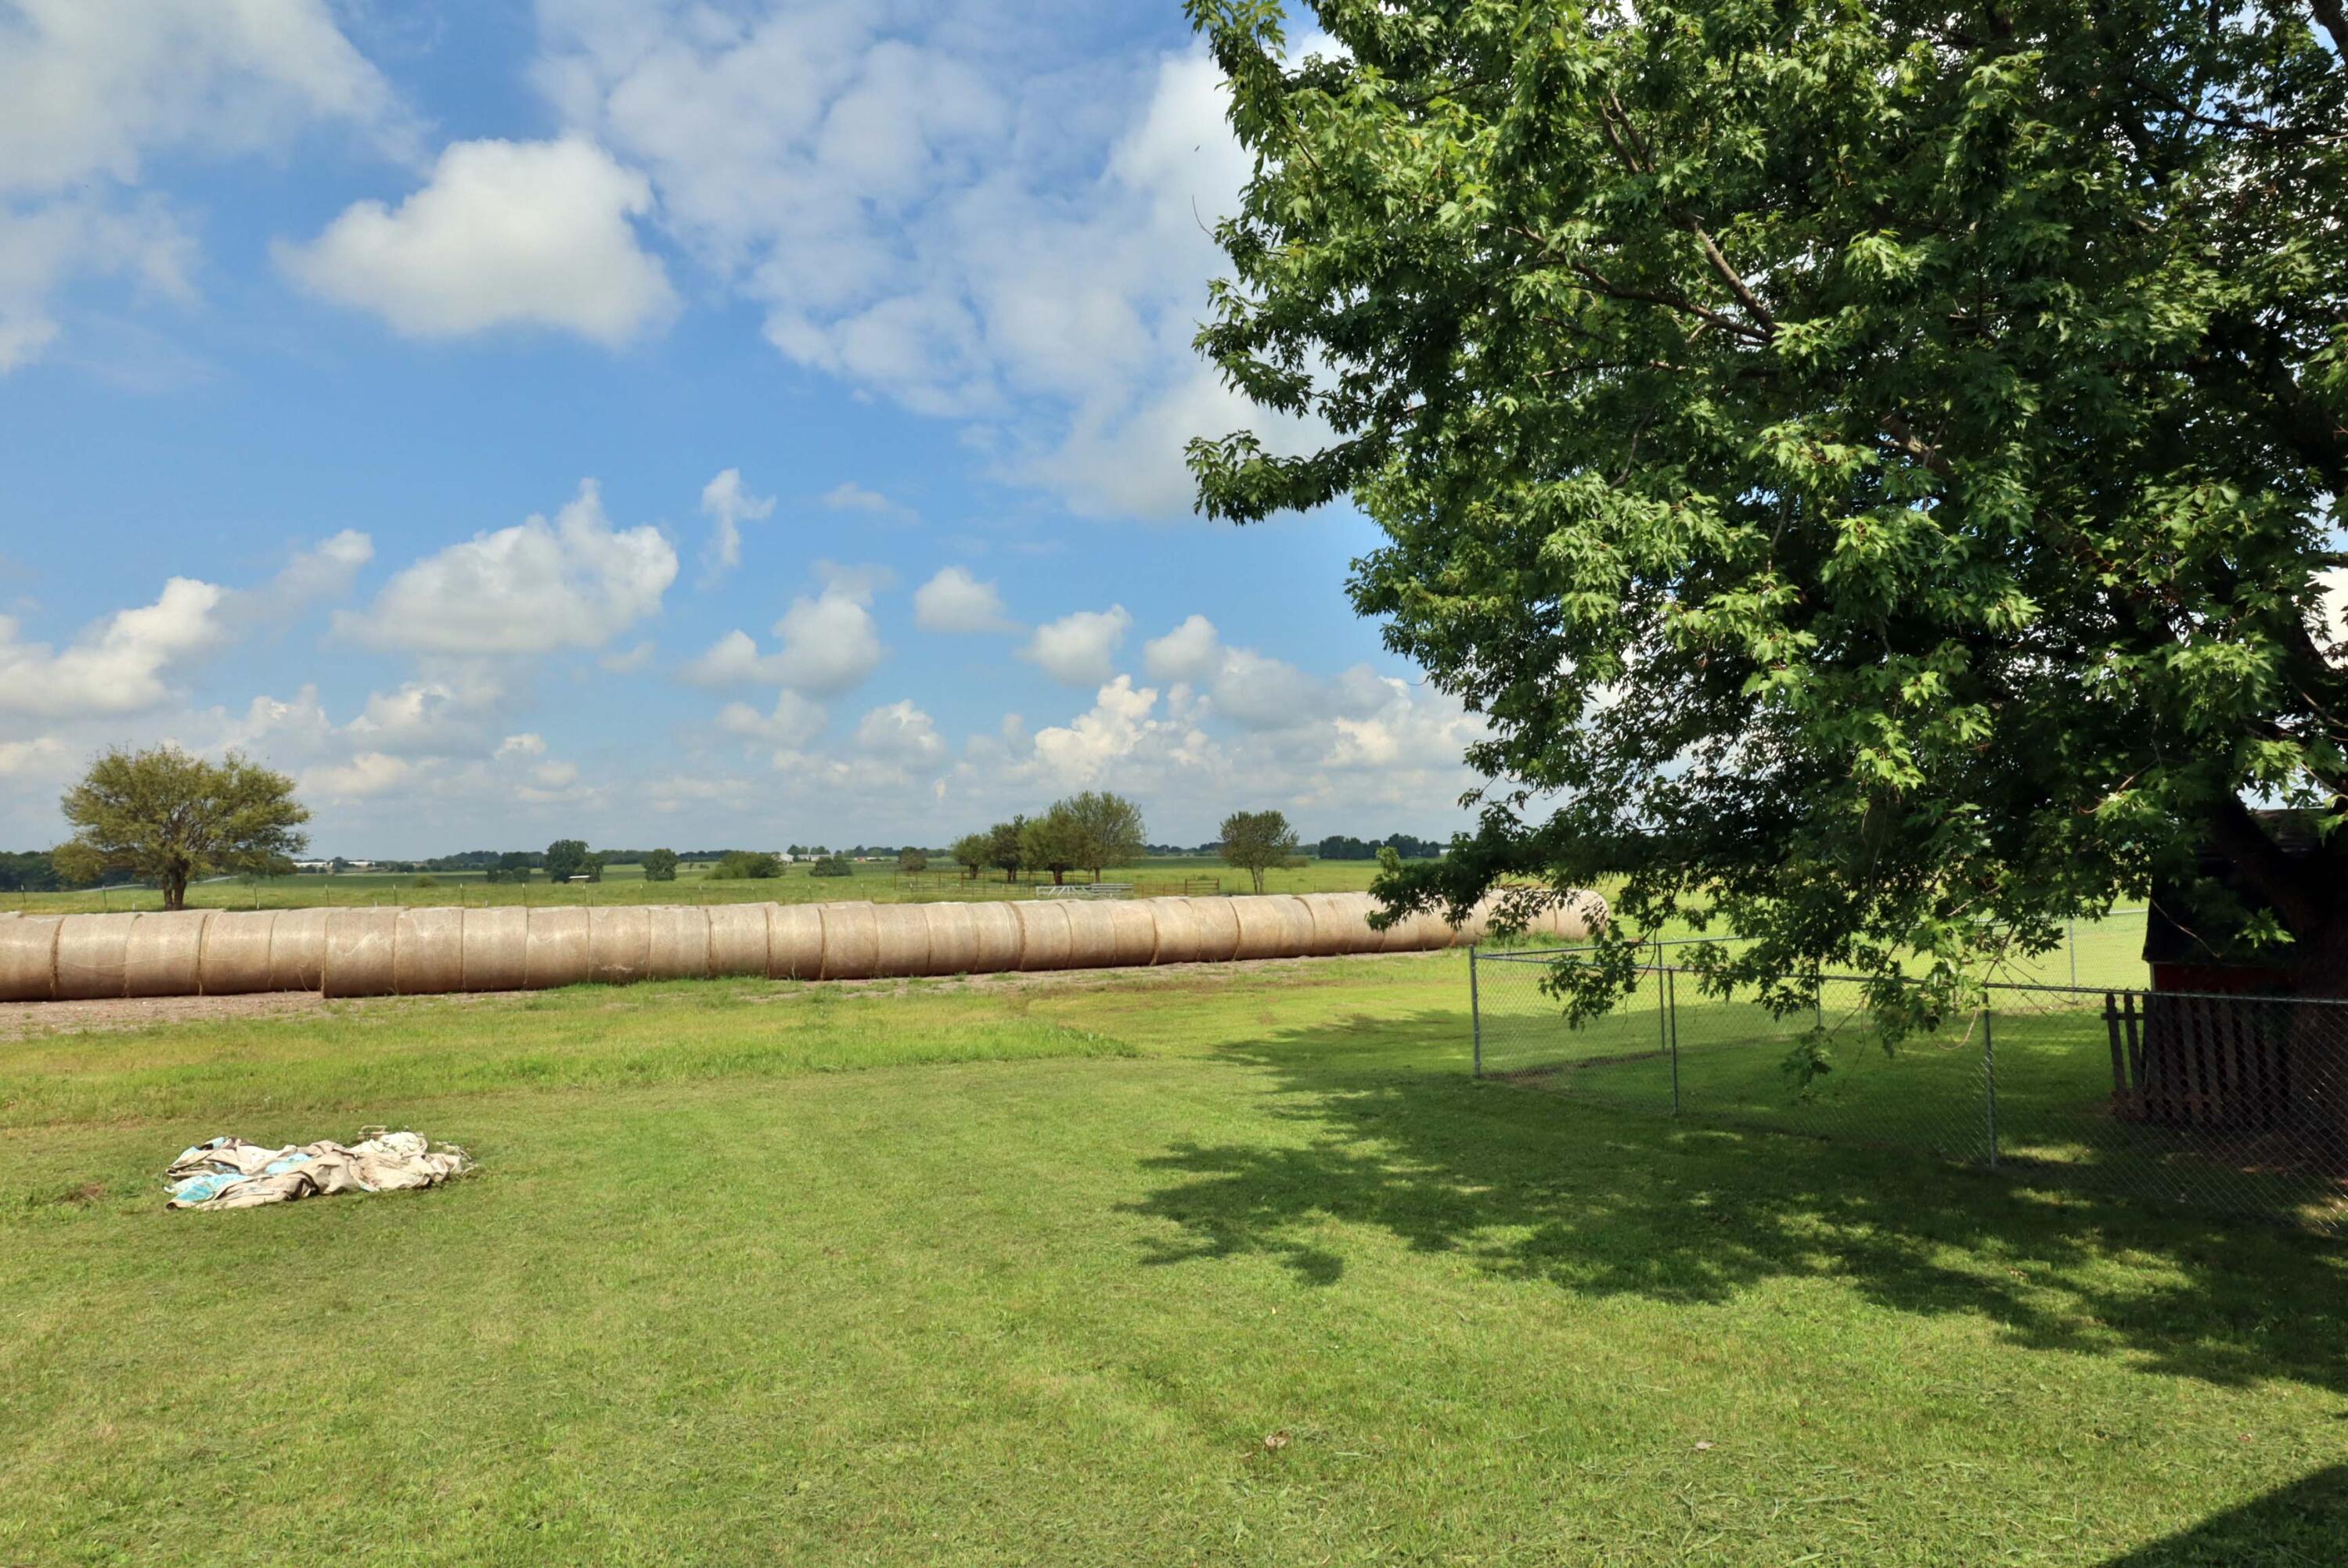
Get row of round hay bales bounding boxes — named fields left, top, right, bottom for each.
left=0, top=890, right=1602, bottom=1002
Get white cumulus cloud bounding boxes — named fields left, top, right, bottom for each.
left=700, top=466, right=775, bottom=581
left=0, top=577, right=227, bottom=718
left=276, top=137, right=677, bottom=344
left=1021, top=605, right=1132, bottom=687
left=339, top=480, right=677, bottom=656
left=855, top=699, right=947, bottom=769
left=913, top=566, right=1012, bottom=633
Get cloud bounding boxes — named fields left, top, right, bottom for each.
left=0, top=735, right=71, bottom=779
left=1140, top=613, right=1352, bottom=731
left=684, top=585, right=884, bottom=696
left=338, top=480, right=677, bottom=655
left=303, top=750, right=411, bottom=800
left=343, top=673, right=511, bottom=756
left=497, top=732, right=548, bottom=758
left=0, top=0, right=402, bottom=370
left=0, top=577, right=227, bottom=718
left=276, top=137, right=677, bottom=344
left=535, top=8, right=1316, bottom=518
left=717, top=689, right=827, bottom=747
left=855, top=699, right=946, bottom=769
left=913, top=566, right=1012, bottom=633
left=1021, top=605, right=1132, bottom=686
left=231, top=529, right=375, bottom=623
left=820, top=481, right=910, bottom=519
left=700, top=466, right=775, bottom=581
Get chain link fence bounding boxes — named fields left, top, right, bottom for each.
left=1471, top=941, right=2348, bottom=1237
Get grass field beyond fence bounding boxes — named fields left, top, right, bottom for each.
left=5, top=951, right=2346, bottom=1563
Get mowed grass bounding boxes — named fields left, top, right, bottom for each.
left=5, top=956, right=2346, bottom=1564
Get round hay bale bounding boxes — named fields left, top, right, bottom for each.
left=1012, top=901, right=1072, bottom=971
left=524, top=908, right=593, bottom=990
left=967, top=901, right=1023, bottom=974
left=1270, top=897, right=1317, bottom=956
left=588, top=906, right=654, bottom=986
left=463, top=908, right=529, bottom=992
left=1556, top=890, right=1606, bottom=942
left=921, top=902, right=979, bottom=976
left=322, top=908, right=399, bottom=998
left=269, top=908, right=330, bottom=991
left=53, top=912, right=139, bottom=1000
left=1146, top=897, right=1203, bottom=966
left=1298, top=893, right=1368, bottom=957
left=0, top=915, right=60, bottom=1002
left=124, top=911, right=211, bottom=998
left=1377, top=904, right=1453, bottom=954
left=819, top=902, right=880, bottom=981
left=197, top=910, right=277, bottom=995
left=1184, top=897, right=1242, bottom=963
left=392, top=907, right=466, bottom=994
left=1228, top=897, right=1288, bottom=961
left=705, top=903, right=772, bottom=978
left=768, top=904, right=824, bottom=980
left=1061, top=901, right=1120, bottom=969
left=870, top=904, right=931, bottom=978
left=1105, top=901, right=1158, bottom=967
left=646, top=905, right=712, bottom=982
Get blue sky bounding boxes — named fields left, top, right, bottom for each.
left=0, top=0, right=1486, bottom=856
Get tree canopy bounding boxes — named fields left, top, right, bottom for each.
left=55, top=746, right=309, bottom=912
left=642, top=848, right=680, bottom=883
left=1062, top=790, right=1147, bottom=880
left=1219, top=808, right=1303, bottom=894
left=1187, top=0, right=2348, bottom=1005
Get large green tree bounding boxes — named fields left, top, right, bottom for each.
left=1186, top=1, right=2348, bottom=1012
left=1219, top=809, right=1303, bottom=894
left=55, top=747, right=309, bottom=912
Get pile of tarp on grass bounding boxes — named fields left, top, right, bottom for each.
left=166, top=1130, right=470, bottom=1210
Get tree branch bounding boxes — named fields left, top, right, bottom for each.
left=2310, top=0, right=2348, bottom=65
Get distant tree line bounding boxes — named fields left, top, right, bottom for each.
left=951, top=793, right=1149, bottom=885
left=1313, top=833, right=1446, bottom=861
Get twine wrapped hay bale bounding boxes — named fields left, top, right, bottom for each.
left=462, top=907, right=528, bottom=993
left=818, top=903, right=880, bottom=982
left=921, top=901, right=979, bottom=976
left=1186, top=897, right=1244, bottom=963
left=322, top=909, right=400, bottom=998
left=1061, top=901, right=1121, bottom=969
left=1106, top=901, right=1159, bottom=967
left=870, top=903, right=931, bottom=979
left=1148, top=897, right=1205, bottom=966
left=1013, top=901, right=1073, bottom=971
left=270, top=908, right=330, bottom=992
left=392, top=908, right=465, bottom=995
left=646, top=905, right=711, bottom=982
left=587, top=906, right=654, bottom=986
left=52, top=912, right=139, bottom=1000
left=967, top=901, right=1023, bottom=975
left=706, top=903, right=772, bottom=979
left=124, top=912, right=211, bottom=999
left=0, top=915, right=60, bottom=1002
left=1229, top=897, right=1288, bottom=961
left=197, top=911, right=277, bottom=995
left=767, top=904, right=823, bottom=980
left=523, top=908, right=592, bottom=991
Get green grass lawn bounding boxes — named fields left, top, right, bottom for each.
left=5, top=955, right=2346, bottom=1564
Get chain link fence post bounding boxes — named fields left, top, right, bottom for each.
left=1982, top=998, right=2000, bottom=1170
left=1666, top=962, right=1681, bottom=1117
left=1469, top=944, right=1482, bottom=1079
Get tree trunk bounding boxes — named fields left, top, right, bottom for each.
left=1052, top=869, right=1065, bottom=885
left=163, top=870, right=188, bottom=912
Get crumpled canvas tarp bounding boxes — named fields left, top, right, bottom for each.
left=165, top=1130, right=470, bottom=1210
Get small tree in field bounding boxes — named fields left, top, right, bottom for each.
left=1022, top=807, right=1083, bottom=886
left=949, top=833, right=990, bottom=880
left=1219, top=809, right=1302, bottom=895
left=985, top=817, right=1028, bottom=883
left=1064, top=790, right=1147, bottom=882
left=643, top=848, right=679, bottom=882
left=546, top=839, right=591, bottom=883
left=899, top=847, right=929, bottom=874
left=55, top=746, right=309, bottom=912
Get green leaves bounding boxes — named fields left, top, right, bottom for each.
left=1189, top=0, right=2348, bottom=995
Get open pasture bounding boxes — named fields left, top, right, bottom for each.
left=4, top=948, right=2344, bottom=1564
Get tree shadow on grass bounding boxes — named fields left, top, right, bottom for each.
left=2094, top=1463, right=2348, bottom=1565
left=1124, top=1008, right=2348, bottom=1397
